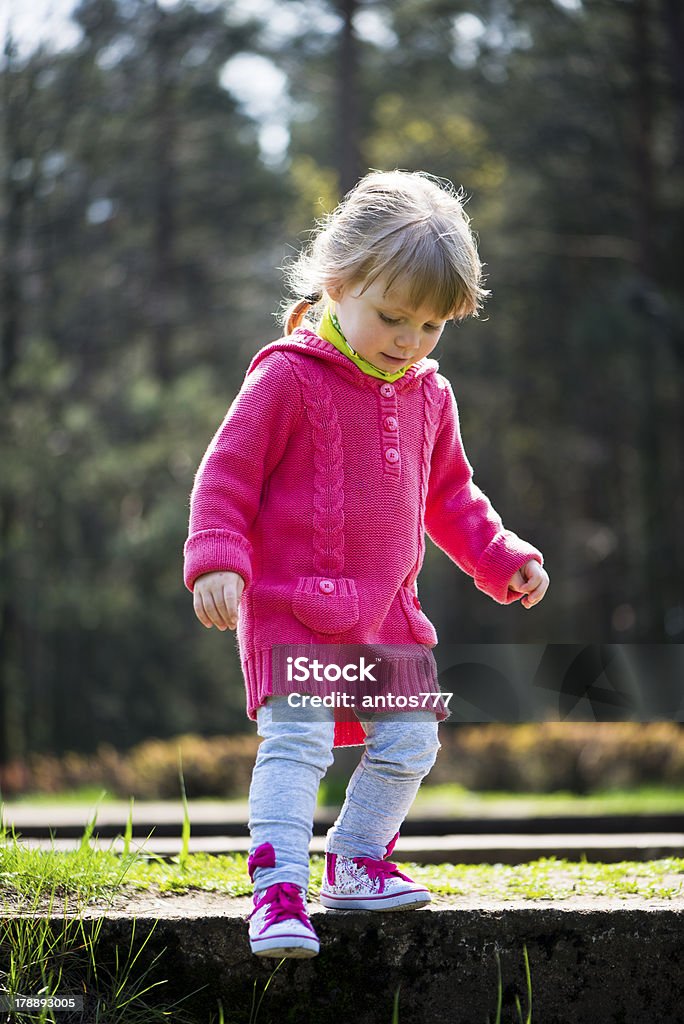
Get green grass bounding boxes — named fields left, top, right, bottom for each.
left=8, top=787, right=123, bottom=806
left=7, top=789, right=250, bottom=807
left=3, top=781, right=683, bottom=907
left=108, top=851, right=682, bottom=902
left=2, top=841, right=682, bottom=906
left=398, top=855, right=684, bottom=901
left=408, top=783, right=684, bottom=817
left=0, top=821, right=204, bottom=1022
left=8, top=782, right=684, bottom=816
left=0, top=783, right=255, bottom=1022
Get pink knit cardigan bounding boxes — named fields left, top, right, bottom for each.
left=183, top=328, right=544, bottom=746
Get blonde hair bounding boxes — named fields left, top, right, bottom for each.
left=282, top=169, right=489, bottom=334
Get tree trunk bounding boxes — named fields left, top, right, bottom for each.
left=0, top=35, right=32, bottom=764
left=150, top=2, right=178, bottom=382
left=336, top=0, right=361, bottom=194
left=631, top=0, right=667, bottom=639
left=660, top=0, right=684, bottom=168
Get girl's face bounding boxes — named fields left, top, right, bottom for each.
left=327, top=276, right=449, bottom=373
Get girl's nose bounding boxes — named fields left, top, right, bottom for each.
left=396, top=329, right=420, bottom=351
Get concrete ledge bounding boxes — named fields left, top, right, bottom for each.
left=15, top=892, right=684, bottom=1024
left=7, top=833, right=684, bottom=864
left=5, top=801, right=682, bottom=862
left=5, top=799, right=683, bottom=836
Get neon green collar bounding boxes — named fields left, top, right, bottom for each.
left=316, top=305, right=410, bottom=383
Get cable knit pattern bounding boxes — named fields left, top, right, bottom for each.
left=290, top=359, right=345, bottom=576
left=408, top=378, right=443, bottom=590
left=184, top=328, right=544, bottom=748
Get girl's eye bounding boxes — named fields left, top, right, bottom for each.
left=379, top=311, right=442, bottom=332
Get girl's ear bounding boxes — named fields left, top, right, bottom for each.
left=327, top=281, right=344, bottom=302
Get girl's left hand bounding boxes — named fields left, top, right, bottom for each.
left=509, top=559, right=549, bottom=609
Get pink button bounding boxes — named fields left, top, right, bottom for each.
left=380, top=383, right=395, bottom=398
left=319, top=579, right=335, bottom=594
left=385, top=448, right=399, bottom=464
left=413, top=596, right=421, bottom=610
left=384, top=416, right=398, bottom=431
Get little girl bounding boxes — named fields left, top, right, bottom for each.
left=183, top=170, right=549, bottom=959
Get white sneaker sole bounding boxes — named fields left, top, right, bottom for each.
left=250, top=934, right=320, bottom=958
left=319, top=889, right=431, bottom=911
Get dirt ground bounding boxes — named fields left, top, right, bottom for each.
left=2, top=880, right=683, bottom=921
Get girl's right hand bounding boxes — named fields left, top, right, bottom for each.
left=193, top=571, right=245, bottom=631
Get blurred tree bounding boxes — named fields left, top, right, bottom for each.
left=336, top=0, right=362, bottom=191
left=0, top=0, right=292, bottom=759
left=1, top=0, right=682, bottom=765
left=345, top=0, right=684, bottom=646
left=0, top=34, right=42, bottom=763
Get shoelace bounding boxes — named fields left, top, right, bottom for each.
left=247, top=882, right=315, bottom=934
left=352, top=857, right=414, bottom=894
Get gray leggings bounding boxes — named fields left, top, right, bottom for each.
left=248, top=695, right=441, bottom=891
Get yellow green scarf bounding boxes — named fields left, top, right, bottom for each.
left=316, top=305, right=410, bottom=383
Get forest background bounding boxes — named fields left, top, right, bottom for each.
left=1, top=0, right=682, bottom=767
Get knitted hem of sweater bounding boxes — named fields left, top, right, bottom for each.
left=243, top=649, right=450, bottom=748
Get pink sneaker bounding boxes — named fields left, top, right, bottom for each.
left=319, top=832, right=431, bottom=911
left=245, top=842, right=320, bottom=958
left=247, top=883, right=320, bottom=958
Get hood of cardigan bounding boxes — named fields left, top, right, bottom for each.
left=246, top=326, right=440, bottom=393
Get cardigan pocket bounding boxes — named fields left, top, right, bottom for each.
left=399, top=586, right=438, bottom=647
left=292, top=576, right=360, bottom=635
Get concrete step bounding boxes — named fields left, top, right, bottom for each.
left=4, top=800, right=682, bottom=862
left=5, top=831, right=684, bottom=864
left=11, top=891, right=682, bottom=1024
left=3, top=799, right=682, bottom=838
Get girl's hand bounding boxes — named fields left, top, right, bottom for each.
left=508, top=559, right=549, bottom=609
left=193, top=571, right=245, bottom=631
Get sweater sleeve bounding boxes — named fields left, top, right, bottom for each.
left=183, top=352, right=303, bottom=592
left=424, top=378, right=544, bottom=605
